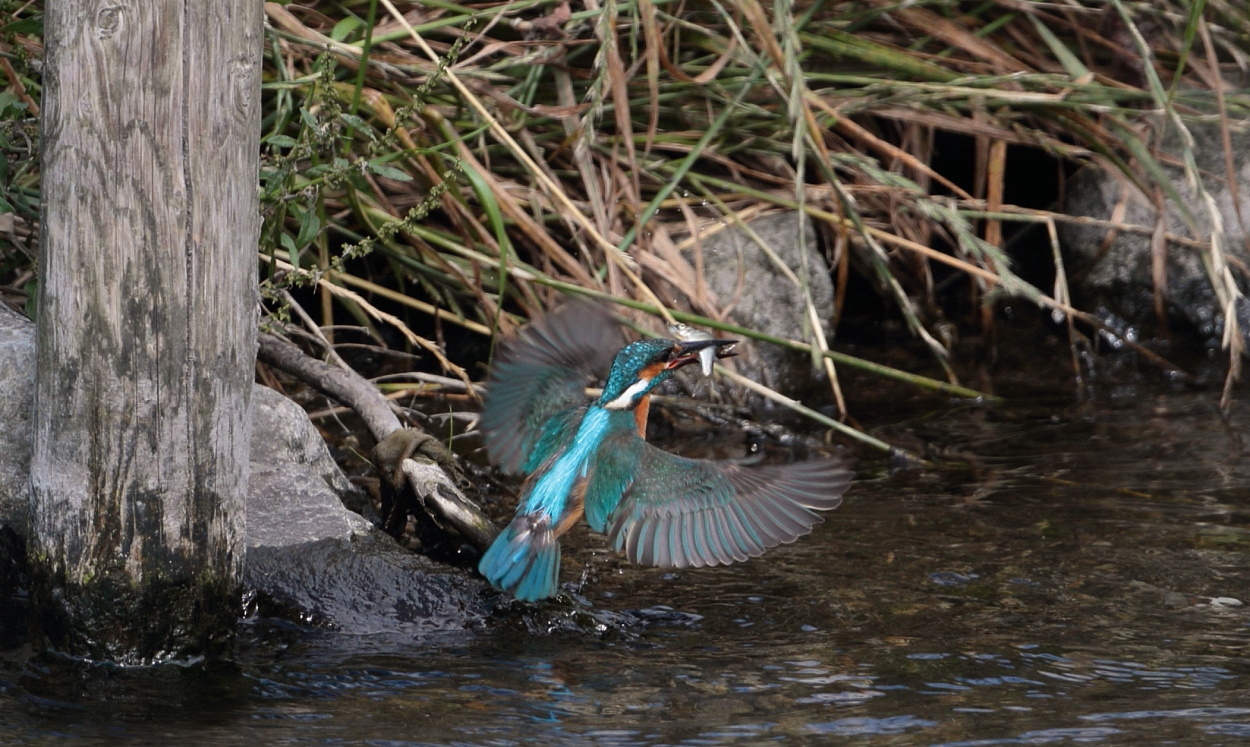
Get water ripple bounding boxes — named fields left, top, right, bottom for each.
left=807, top=715, right=938, bottom=736
left=936, top=726, right=1124, bottom=746
left=1080, top=706, right=1250, bottom=722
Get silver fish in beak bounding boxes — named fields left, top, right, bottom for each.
left=668, top=322, right=736, bottom=376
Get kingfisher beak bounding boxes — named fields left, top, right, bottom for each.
left=667, top=338, right=738, bottom=369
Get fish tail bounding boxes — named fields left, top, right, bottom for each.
left=477, top=514, right=562, bottom=602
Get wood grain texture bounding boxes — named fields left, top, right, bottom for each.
left=30, top=0, right=262, bottom=662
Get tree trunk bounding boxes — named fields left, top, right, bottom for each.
left=30, top=0, right=261, bottom=664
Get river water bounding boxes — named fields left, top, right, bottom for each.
left=2, top=364, right=1248, bottom=744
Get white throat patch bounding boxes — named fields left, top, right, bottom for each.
left=602, top=376, right=652, bottom=410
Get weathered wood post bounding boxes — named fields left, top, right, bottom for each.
left=30, top=1, right=261, bottom=663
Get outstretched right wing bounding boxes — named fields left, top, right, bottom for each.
left=479, top=300, right=624, bottom=475
left=585, top=430, right=854, bottom=568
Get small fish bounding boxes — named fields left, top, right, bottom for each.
left=667, top=322, right=733, bottom=376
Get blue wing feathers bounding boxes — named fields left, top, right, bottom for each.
left=480, top=302, right=622, bottom=475
left=478, top=515, right=561, bottom=602
left=607, top=446, right=854, bottom=568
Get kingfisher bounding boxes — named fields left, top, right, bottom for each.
left=477, top=301, right=853, bottom=601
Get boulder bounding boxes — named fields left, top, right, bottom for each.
left=0, top=305, right=34, bottom=531
left=1059, top=122, right=1250, bottom=347
left=244, top=532, right=490, bottom=636
left=696, top=211, right=835, bottom=391
left=246, top=385, right=374, bottom=550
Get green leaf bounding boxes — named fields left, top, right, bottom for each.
left=462, top=160, right=510, bottom=256
left=340, top=113, right=373, bottom=137
left=299, top=107, right=318, bottom=131
left=367, top=161, right=412, bottom=181
left=0, top=91, right=26, bottom=116
left=296, top=206, right=322, bottom=248
left=264, top=134, right=299, bottom=149
left=1, top=17, right=42, bottom=35
left=331, top=16, right=363, bottom=42
left=1028, top=14, right=1091, bottom=82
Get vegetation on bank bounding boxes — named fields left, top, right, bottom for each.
left=1, top=1, right=1247, bottom=433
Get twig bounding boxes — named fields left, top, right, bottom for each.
left=257, top=333, right=496, bottom=552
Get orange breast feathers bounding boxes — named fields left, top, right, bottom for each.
left=632, top=360, right=667, bottom=436
left=634, top=393, right=651, bottom=436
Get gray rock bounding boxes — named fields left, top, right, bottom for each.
left=244, top=387, right=490, bottom=634
left=247, top=386, right=373, bottom=549
left=1059, top=121, right=1250, bottom=345
left=0, top=305, right=35, bottom=531
left=244, top=532, right=489, bottom=636
left=697, top=211, right=835, bottom=391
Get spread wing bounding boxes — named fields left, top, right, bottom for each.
left=479, top=300, right=624, bottom=475
left=585, top=431, right=854, bottom=568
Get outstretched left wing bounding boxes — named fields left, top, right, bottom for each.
left=479, top=300, right=624, bottom=475
left=585, top=431, right=854, bottom=568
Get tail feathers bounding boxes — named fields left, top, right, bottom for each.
left=478, top=515, right=562, bottom=602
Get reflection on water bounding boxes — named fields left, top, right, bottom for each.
left=3, top=386, right=1249, bottom=745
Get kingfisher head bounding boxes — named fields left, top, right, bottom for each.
left=598, top=337, right=737, bottom=410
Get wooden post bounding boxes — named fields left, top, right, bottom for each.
left=30, top=0, right=261, bottom=663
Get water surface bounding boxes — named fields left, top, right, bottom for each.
left=3, top=381, right=1248, bottom=745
